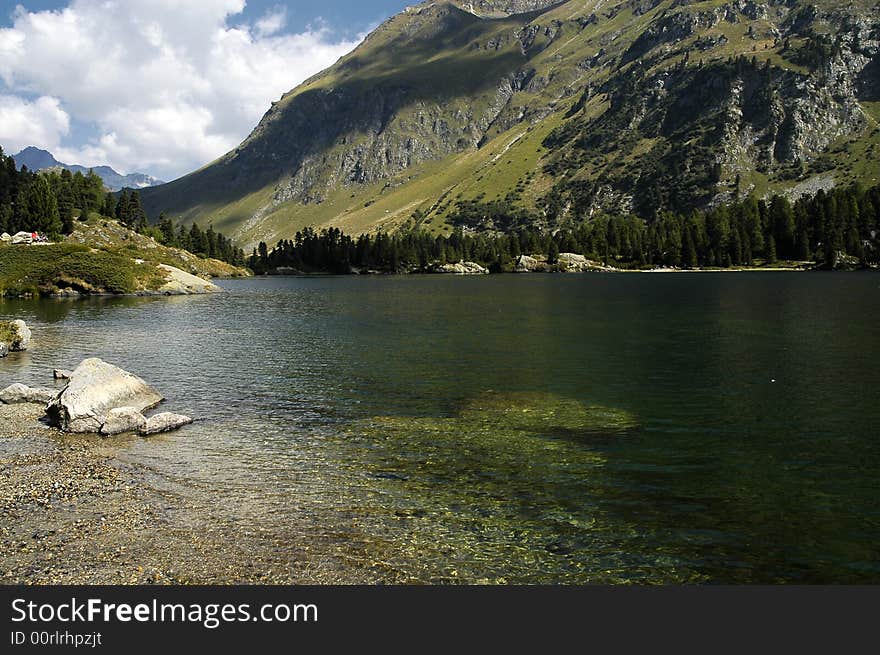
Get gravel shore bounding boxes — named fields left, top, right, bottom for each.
left=1, top=403, right=363, bottom=585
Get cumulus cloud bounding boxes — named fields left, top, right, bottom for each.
left=0, top=0, right=362, bottom=179
left=0, top=94, right=70, bottom=155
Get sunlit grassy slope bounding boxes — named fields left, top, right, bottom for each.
left=141, top=0, right=880, bottom=247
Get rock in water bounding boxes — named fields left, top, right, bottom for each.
left=46, top=358, right=164, bottom=433
left=0, top=383, right=58, bottom=405
left=1, top=320, right=32, bottom=352
left=53, top=369, right=73, bottom=380
left=0, top=343, right=7, bottom=358
left=100, top=407, right=148, bottom=436
left=157, top=265, right=222, bottom=295
left=140, top=412, right=193, bottom=436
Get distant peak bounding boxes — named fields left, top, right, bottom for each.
left=10, top=146, right=163, bottom=191
left=18, top=146, right=51, bottom=154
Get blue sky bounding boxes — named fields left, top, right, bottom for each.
left=0, top=1, right=412, bottom=179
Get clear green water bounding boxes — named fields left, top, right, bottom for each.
left=2, top=273, right=879, bottom=583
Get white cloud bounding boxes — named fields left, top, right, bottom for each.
left=255, top=7, right=287, bottom=38
left=0, top=94, right=70, bottom=155
left=0, top=0, right=362, bottom=179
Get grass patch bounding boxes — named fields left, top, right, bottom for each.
left=0, top=243, right=162, bottom=296
left=0, top=321, right=17, bottom=345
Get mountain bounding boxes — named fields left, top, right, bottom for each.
left=140, top=0, right=880, bottom=247
left=13, top=147, right=164, bottom=192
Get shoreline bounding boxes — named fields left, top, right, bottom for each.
left=252, top=264, right=858, bottom=278
left=1, top=264, right=872, bottom=300
left=0, top=403, right=365, bottom=584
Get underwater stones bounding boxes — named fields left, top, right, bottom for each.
left=459, top=391, right=638, bottom=435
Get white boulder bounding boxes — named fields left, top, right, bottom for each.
left=157, top=265, right=222, bottom=295
left=100, top=407, right=148, bottom=436
left=0, top=383, right=58, bottom=405
left=434, top=261, right=489, bottom=275
left=140, top=412, right=193, bottom=436
left=46, top=358, right=164, bottom=433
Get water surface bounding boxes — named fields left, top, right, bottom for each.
left=2, top=273, right=879, bottom=583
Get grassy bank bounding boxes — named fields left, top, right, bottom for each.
left=0, top=218, right=251, bottom=298
left=0, top=243, right=166, bottom=296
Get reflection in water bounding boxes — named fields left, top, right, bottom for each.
left=2, top=273, right=879, bottom=583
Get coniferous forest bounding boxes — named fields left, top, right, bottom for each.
left=250, top=183, right=880, bottom=274
left=0, top=146, right=245, bottom=266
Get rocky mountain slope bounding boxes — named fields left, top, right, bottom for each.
left=14, top=147, right=164, bottom=191
left=140, top=0, right=880, bottom=246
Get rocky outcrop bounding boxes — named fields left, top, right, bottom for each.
left=0, top=320, right=32, bottom=352
left=100, top=407, right=148, bottom=436
left=557, top=253, right=612, bottom=272
left=452, top=0, right=563, bottom=17
left=46, top=358, right=164, bottom=433
left=0, top=384, right=58, bottom=405
left=433, top=261, right=490, bottom=274
left=515, top=255, right=546, bottom=272
left=157, top=265, right=222, bottom=295
left=141, top=413, right=194, bottom=436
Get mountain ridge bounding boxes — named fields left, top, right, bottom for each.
left=13, top=147, right=164, bottom=192
left=140, top=0, right=880, bottom=248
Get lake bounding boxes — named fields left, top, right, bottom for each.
left=2, top=272, right=879, bottom=583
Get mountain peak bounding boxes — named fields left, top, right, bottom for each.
left=13, top=147, right=61, bottom=171
left=141, top=0, right=880, bottom=247
left=11, top=147, right=164, bottom=192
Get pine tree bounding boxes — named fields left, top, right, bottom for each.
left=796, top=229, right=811, bottom=261
left=25, top=175, right=61, bottom=237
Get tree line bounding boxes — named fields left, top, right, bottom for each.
left=250, top=183, right=880, bottom=274
left=0, top=146, right=244, bottom=266
left=0, top=146, right=105, bottom=237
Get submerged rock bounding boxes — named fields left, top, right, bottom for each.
left=0, top=383, right=58, bottom=405
left=46, top=358, right=164, bottom=433
left=140, top=412, right=193, bottom=436
left=459, top=391, right=638, bottom=436
left=357, top=392, right=638, bottom=460
left=100, top=407, right=148, bottom=436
